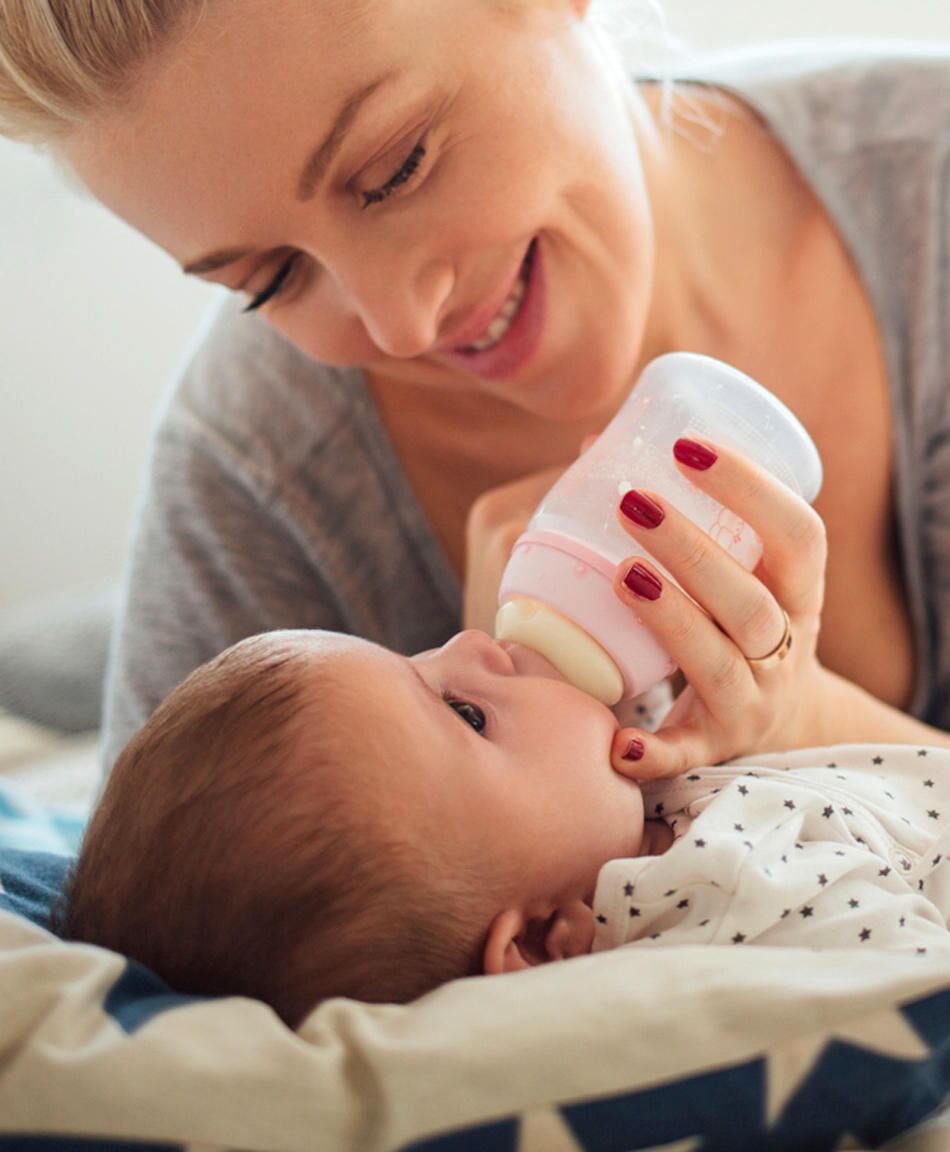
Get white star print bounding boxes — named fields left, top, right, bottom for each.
left=765, top=1007, right=931, bottom=1126
left=517, top=1105, right=587, bottom=1151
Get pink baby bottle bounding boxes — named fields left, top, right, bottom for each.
left=495, top=353, right=823, bottom=704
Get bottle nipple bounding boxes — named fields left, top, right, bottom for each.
left=495, top=597, right=625, bottom=705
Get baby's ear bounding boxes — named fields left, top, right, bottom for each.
left=482, top=902, right=595, bottom=975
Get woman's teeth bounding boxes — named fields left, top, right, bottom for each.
left=461, top=250, right=532, bottom=353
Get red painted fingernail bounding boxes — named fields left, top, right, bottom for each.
left=674, top=438, right=718, bottom=470
left=620, top=489, right=665, bottom=529
left=623, top=562, right=662, bottom=601
left=622, top=737, right=645, bottom=762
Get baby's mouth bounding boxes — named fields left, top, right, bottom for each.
left=498, top=639, right=566, bottom=682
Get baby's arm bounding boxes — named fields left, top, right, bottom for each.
left=594, top=769, right=950, bottom=957
left=595, top=838, right=950, bottom=955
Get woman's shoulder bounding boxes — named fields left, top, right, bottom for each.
left=675, top=39, right=950, bottom=150
left=152, top=292, right=371, bottom=474
left=677, top=38, right=950, bottom=89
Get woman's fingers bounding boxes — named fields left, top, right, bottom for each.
left=610, top=724, right=709, bottom=782
left=669, top=437, right=827, bottom=618
left=612, top=555, right=766, bottom=718
left=614, top=436, right=826, bottom=658
left=605, top=434, right=831, bottom=778
left=616, top=489, right=787, bottom=664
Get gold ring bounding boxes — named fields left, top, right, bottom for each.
left=746, top=609, right=793, bottom=671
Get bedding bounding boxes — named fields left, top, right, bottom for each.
left=0, top=586, right=115, bottom=734
left=1, top=744, right=950, bottom=1151
left=1, top=881, right=949, bottom=1151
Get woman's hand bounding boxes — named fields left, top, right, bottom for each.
left=609, top=436, right=835, bottom=779
left=463, top=465, right=566, bottom=635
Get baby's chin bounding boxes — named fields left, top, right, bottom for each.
left=615, top=774, right=647, bottom=853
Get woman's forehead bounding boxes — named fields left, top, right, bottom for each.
left=61, top=0, right=430, bottom=247
left=163, top=0, right=390, bottom=91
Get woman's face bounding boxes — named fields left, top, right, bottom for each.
left=65, top=0, right=656, bottom=420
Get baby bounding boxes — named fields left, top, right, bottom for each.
left=59, top=629, right=950, bottom=1028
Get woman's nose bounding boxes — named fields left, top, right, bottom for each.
left=339, top=255, right=454, bottom=359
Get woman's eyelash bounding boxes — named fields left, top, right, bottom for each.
left=242, top=254, right=300, bottom=313
left=361, top=140, right=427, bottom=209
left=241, top=137, right=427, bottom=313
left=444, top=695, right=487, bottom=736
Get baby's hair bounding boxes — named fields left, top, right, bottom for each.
left=58, top=632, right=492, bottom=1026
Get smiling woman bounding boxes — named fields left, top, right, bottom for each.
left=2, top=0, right=950, bottom=791
left=62, top=0, right=656, bottom=403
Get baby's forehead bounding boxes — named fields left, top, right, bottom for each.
left=294, top=630, right=400, bottom=690
left=292, top=632, right=450, bottom=773
left=290, top=630, right=417, bottom=738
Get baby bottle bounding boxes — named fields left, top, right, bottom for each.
left=494, top=353, right=823, bottom=704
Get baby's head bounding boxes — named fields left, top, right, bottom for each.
left=61, top=629, right=645, bottom=1024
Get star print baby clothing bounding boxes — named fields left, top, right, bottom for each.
left=593, top=745, right=950, bottom=955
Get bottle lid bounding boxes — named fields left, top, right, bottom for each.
left=638, top=353, right=823, bottom=503
left=495, top=597, right=625, bottom=705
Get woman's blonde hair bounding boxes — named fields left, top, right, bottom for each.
left=0, top=0, right=202, bottom=143
left=0, top=0, right=681, bottom=146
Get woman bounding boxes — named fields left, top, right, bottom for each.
left=1, top=0, right=948, bottom=775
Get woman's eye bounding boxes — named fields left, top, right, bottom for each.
left=446, top=698, right=487, bottom=735
left=361, top=139, right=427, bottom=209
left=242, top=253, right=301, bottom=313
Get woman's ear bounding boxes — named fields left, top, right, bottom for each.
left=482, top=901, right=595, bottom=975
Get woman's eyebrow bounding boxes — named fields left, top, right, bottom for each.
left=183, top=246, right=254, bottom=276
left=297, top=72, right=400, bottom=201
left=181, top=71, right=401, bottom=277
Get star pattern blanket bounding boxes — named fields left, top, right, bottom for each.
left=1, top=752, right=949, bottom=1151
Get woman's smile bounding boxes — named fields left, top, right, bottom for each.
left=439, top=237, right=544, bottom=380
left=62, top=0, right=658, bottom=422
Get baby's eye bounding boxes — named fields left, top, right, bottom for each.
left=447, top=698, right=487, bottom=735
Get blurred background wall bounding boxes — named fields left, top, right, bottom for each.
left=2, top=0, right=950, bottom=615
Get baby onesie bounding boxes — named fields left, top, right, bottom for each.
left=593, top=744, right=950, bottom=955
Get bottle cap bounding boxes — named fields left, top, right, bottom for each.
left=495, top=597, right=625, bottom=704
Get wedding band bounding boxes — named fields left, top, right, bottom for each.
left=745, top=610, right=793, bottom=671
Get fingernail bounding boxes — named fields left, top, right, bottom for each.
left=620, top=489, right=665, bottom=529
left=674, top=438, right=718, bottom=470
left=623, top=562, right=662, bottom=601
left=622, top=737, right=645, bottom=762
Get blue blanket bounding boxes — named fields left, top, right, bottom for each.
left=2, top=778, right=949, bottom=1151
left=0, top=779, right=84, bottom=855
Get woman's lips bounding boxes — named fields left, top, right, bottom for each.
left=439, top=237, right=546, bottom=381
left=435, top=246, right=531, bottom=353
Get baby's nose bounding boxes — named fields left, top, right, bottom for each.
left=452, top=629, right=515, bottom=675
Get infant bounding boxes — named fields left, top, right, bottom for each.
left=60, top=629, right=950, bottom=1028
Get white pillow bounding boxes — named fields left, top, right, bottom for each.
left=0, top=905, right=947, bottom=1152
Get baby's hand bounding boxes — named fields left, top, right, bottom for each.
left=608, top=437, right=834, bottom=780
